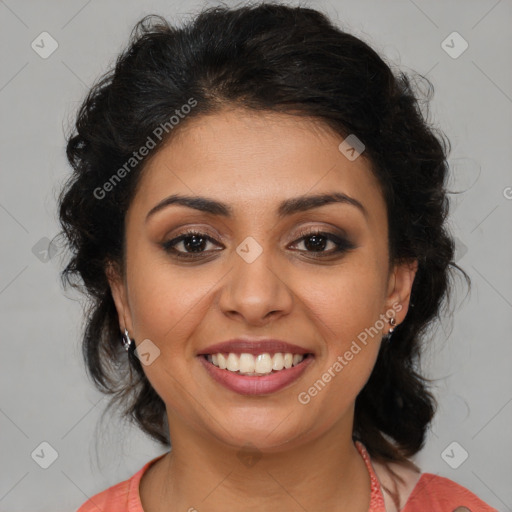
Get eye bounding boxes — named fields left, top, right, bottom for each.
left=161, top=228, right=356, bottom=261
left=162, top=230, right=223, bottom=259
left=289, top=228, right=356, bottom=257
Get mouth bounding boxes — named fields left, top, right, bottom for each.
left=202, top=352, right=314, bottom=376
left=198, top=352, right=315, bottom=395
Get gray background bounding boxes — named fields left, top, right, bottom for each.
left=0, top=0, right=511, bottom=510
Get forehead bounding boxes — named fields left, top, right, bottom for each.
left=130, top=108, right=385, bottom=220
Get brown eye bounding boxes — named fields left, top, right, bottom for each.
left=290, top=230, right=356, bottom=256
left=162, top=228, right=356, bottom=261
left=162, top=231, right=222, bottom=258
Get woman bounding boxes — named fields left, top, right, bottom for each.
left=59, top=4, right=497, bottom=511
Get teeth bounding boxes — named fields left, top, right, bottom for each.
left=239, top=353, right=255, bottom=373
left=217, top=353, right=227, bottom=369
left=255, top=353, right=272, bottom=373
left=226, top=353, right=239, bottom=372
left=272, top=353, right=284, bottom=371
left=206, top=352, right=306, bottom=375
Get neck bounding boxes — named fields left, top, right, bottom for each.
left=141, top=414, right=372, bottom=512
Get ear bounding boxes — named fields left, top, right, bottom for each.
left=105, top=262, right=133, bottom=333
left=384, top=259, right=418, bottom=324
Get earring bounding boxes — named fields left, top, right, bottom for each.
left=388, top=317, right=397, bottom=334
left=121, top=328, right=132, bottom=351
left=383, top=317, right=397, bottom=342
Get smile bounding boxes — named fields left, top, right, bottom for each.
left=205, top=352, right=307, bottom=375
left=199, top=352, right=315, bottom=395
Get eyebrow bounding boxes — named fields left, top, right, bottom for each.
left=145, top=192, right=368, bottom=221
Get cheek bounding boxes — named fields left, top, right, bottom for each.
left=126, top=244, right=213, bottom=343
left=304, top=258, right=386, bottom=344
left=124, top=249, right=213, bottom=412
left=297, top=258, right=385, bottom=398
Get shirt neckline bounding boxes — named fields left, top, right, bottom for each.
left=130, top=441, right=387, bottom=511
left=355, top=440, right=387, bottom=511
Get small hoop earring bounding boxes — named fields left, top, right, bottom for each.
left=388, top=316, right=397, bottom=334
left=121, top=328, right=133, bottom=351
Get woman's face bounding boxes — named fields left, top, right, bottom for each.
left=109, top=108, right=417, bottom=452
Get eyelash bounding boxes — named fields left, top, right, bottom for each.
left=161, top=228, right=356, bottom=260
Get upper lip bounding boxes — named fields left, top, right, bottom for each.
left=197, top=337, right=312, bottom=356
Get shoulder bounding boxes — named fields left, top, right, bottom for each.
left=370, top=454, right=497, bottom=512
left=402, top=473, right=499, bottom=512
left=75, top=477, right=132, bottom=512
left=75, top=454, right=167, bottom=512
left=77, top=477, right=133, bottom=512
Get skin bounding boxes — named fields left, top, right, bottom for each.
left=108, top=107, right=417, bottom=512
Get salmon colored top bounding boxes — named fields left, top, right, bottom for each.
left=76, top=441, right=498, bottom=512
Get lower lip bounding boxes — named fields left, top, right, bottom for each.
left=198, top=355, right=314, bottom=395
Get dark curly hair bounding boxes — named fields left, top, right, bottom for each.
left=58, top=1, right=469, bottom=481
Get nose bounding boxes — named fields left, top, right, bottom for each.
left=217, top=240, right=294, bottom=326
